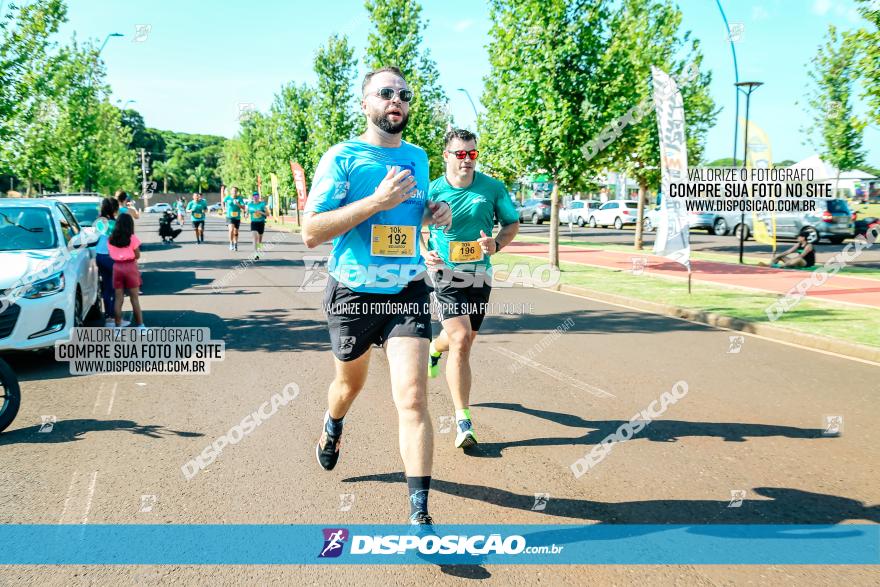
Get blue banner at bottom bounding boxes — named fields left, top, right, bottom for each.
left=2, top=525, right=877, bottom=565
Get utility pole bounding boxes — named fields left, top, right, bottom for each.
left=140, top=148, right=150, bottom=208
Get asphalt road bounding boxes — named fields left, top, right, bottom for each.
left=519, top=222, right=880, bottom=268
left=1, top=215, right=877, bottom=585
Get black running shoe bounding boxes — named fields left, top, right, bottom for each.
left=316, top=412, right=342, bottom=471
left=409, top=511, right=434, bottom=525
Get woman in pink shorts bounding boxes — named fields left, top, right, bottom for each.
left=107, top=213, right=146, bottom=329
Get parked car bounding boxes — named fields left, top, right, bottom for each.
left=0, top=199, right=100, bottom=351
left=519, top=198, right=552, bottom=224
left=725, top=198, right=854, bottom=243
left=45, top=194, right=103, bottom=228
left=853, top=216, right=879, bottom=239
left=207, top=203, right=222, bottom=213
left=146, top=203, right=172, bottom=214
left=588, top=200, right=640, bottom=229
left=560, top=201, right=601, bottom=227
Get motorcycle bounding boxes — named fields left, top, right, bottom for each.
left=0, top=357, right=21, bottom=433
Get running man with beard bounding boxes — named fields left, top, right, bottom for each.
left=425, top=129, right=520, bottom=449
left=186, top=193, right=208, bottom=244
left=247, top=191, right=268, bottom=259
left=302, top=66, right=451, bottom=525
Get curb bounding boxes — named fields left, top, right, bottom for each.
left=494, top=271, right=880, bottom=364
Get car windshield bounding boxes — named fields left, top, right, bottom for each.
left=827, top=199, right=850, bottom=214
left=0, top=207, right=58, bottom=251
left=541, top=200, right=552, bottom=206
left=65, top=202, right=101, bottom=227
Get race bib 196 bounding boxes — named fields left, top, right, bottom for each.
left=371, top=224, right=415, bottom=257
left=230, top=210, right=239, bottom=218
left=449, top=240, right=483, bottom=263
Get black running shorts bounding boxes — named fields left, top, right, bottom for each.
left=250, top=221, right=265, bottom=234
left=429, top=269, right=493, bottom=331
left=324, top=274, right=432, bottom=362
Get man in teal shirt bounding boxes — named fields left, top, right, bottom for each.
left=222, top=185, right=246, bottom=251
left=247, top=192, right=269, bottom=259
left=186, top=192, right=208, bottom=244
left=426, top=128, right=520, bottom=450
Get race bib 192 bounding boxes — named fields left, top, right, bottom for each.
left=371, top=224, right=415, bottom=257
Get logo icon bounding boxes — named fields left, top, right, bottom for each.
left=318, top=528, right=349, bottom=558
left=727, top=23, right=745, bottom=43
left=438, top=415, right=455, bottom=433
left=237, top=102, right=256, bottom=122
left=728, top=489, right=746, bottom=508
left=133, top=24, right=152, bottom=43
left=630, top=257, right=648, bottom=276
left=299, top=255, right=330, bottom=292
left=38, top=415, right=56, bottom=433
left=532, top=493, right=550, bottom=511
left=339, top=493, right=355, bottom=512
left=823, top=415, right=843, bottom=436
left=471, top=196, right=487, bottom=205
left=333, top=181, right=349, bottom=200
left=727, top=335, right=744, bottom=353
left=139, top=494, right=158, bottom=513
left=338, top=336, right=356, bottom=355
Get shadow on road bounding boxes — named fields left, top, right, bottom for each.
left=142, top=270, right=215, bottom=295
left=343, top=472, right=879, bottom=525
left=467, top=402, right=829, bottom=458
left=0, top=418, right=203, bottom=445
left=143, top=258, right=304, bottom=271
left=480, top=308, right=711, bottom=337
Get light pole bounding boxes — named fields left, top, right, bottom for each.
left=456, top=88, right=479, bottom=125
left=714, top=0, right=741, bottom=167
left=119, top=99, right=136, bottom=110
left=99, top=32, right=124, bottom=55
left=735, top=80, right=763, bottom=264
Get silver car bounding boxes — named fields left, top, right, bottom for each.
left=723, top=198, right=853, bottom=243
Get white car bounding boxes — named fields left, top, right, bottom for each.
left=560, top=201, right=601, bottom=227
left=46, top=194, right=103, bottom=228
left=146, top=203, right=171, bottom=214
left=588, top=200, right=640, bottom=229
left=0, top=199, right=100, bottom=351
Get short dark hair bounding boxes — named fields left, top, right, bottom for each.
left=115, top=189, right=128, bottom=203
left=444, top=128, right=478, bottom=147
left=362, top=66, right=407, bottom=95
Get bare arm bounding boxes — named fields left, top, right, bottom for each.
left=494, top=221, right=520, bottom=251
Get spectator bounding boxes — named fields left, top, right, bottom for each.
left=107, top=213, right=146, bottom=329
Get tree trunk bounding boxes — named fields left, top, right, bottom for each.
left=163, top=177, right=168, bottom=194
left=550, top=182, right=560, bottom=268
left=635, top=181, right=647, bottom=250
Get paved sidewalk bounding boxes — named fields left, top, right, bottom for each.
left=505, top=242, right=880, bottom=309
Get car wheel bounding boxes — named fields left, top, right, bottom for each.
left=577, top=217, right=585, bottom=228
left=532, top=213, right=540, bottom=225
left=0, top=358, right=21, bottom=434
left=713, top=217, right=728, bottom=236
left=734, top=224, right=750, bottom=241
left=828, top=236, right=845, bottom=244
left=589, top=217, right=597, bottom=228
left=614, top=217, right=623, bottom=230
left=802, top=226, right=819, bottom=244
left=85, top=291, right=102, bottom=323
left=74, top=290, right=84, bottom=328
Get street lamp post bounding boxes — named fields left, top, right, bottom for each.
left=99, top=32, right=124, bottom=55
left=456, top=88, right=479, bottom=125
left=714, top=0, right=741, bottom=167
left=735, top=81, right=763, bottom=264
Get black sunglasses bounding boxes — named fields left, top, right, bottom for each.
left=373, top=87, right=414, bottom=103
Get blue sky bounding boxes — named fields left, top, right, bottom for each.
left=61, top=0, right=879, bottom=165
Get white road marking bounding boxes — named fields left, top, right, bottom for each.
left=58, top=470, right=79, bottom=524
left=490, top=346, right=615, bottom=398
left=106, top=382, right=118, bottom=415
left=92, top=383, right=104, bottom=414
left=81, top=471, right=98, bottom=524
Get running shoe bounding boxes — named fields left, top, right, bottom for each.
left=409, top=511, right=434, bottom=526
left=455, top=419, right=478, bottom=449
left=228, top=243, right=234, bottom=251
left=428, top=350, right=442, bottom=379
left=234, top=243, right=238, bottom=251
left=316, top=412, right=343, bottom=471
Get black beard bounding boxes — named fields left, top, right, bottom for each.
left=372, top=110, right=409, bottom=134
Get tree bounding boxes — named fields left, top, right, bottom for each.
left=855, top=0, right=880, bottom=126
left=309, top=34, right=359, bottom=165
left=804, top=25, right=866, bottom=194
left=591, top=0, right=716, bottom=249
left=481, top=0, right=608, bottom=267
left=151, top=159, right=174, bottom=193
left=364, top=0, right=450, bottom=173
left=186, top=163, right=211, bottom=193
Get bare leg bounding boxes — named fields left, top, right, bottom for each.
left=328, top=349, right=371, bottom=419
left=386, top=337, right=432, bottom=477
left=437, top=316, right=475, bottom=411
left=113, top=288, right=124, bottom=326
left=128, top=289, right=143, bottom=326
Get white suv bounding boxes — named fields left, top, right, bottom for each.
left=0, top=199, right=100, bottom=351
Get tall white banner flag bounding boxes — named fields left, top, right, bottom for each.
left=651, top=66, right=691, bottom=272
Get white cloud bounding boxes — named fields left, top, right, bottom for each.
left=453, top=19, right=474, bottom=33
left=812, top=0, right=832, bottom=15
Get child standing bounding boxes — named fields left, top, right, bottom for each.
left=107, top=213, right=146, bottom=329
